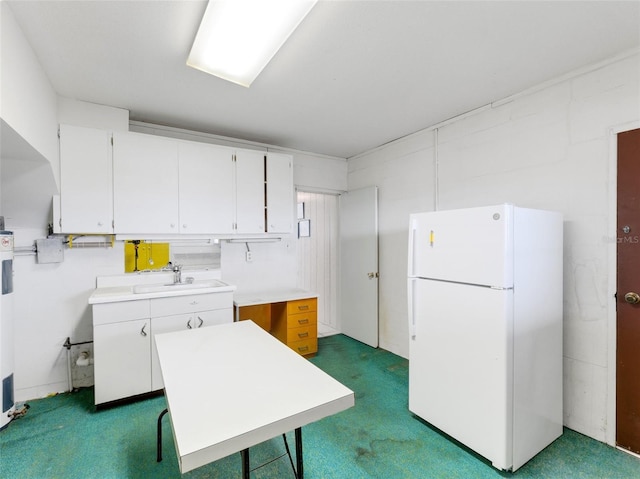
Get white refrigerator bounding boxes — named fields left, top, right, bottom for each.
left=407, top=204, right=563, bottom=471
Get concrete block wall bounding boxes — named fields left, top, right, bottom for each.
left=348, top=50, right=640, bottom=444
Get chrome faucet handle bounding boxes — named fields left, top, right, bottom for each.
left=172, top=264, right=183, bottom=283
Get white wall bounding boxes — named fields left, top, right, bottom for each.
left=347, top=50, right=640, bottom=444
left=296, top=191, right=340, bottom=332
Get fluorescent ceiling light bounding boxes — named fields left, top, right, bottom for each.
left=187, top=0, right=317, bottom=87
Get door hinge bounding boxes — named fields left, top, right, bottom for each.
left=111, top=136, right=113, bottom=146
left=57, top=128, right=60, bottom=139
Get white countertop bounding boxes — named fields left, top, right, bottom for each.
left=88, top=282, right=236, bottom=304
left=233, top=288, right=317, bottom=307
left=155, top=320, right=354, bottom=474
left=89, top=270, right=236, bottom=304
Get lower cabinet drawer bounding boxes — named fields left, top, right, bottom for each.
left=150, top=292, right=233, bottom=317
left=289, top=337, right=318, bottom=356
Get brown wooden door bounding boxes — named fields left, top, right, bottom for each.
left=616, top=127, right=640, bottom=454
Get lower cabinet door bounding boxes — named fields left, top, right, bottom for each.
left=94, top=319, right=151, bottom=405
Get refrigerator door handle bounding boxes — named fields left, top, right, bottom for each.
left=408, top=278, right=416, bottom=339
left=408, top=219, right=416, bottom=277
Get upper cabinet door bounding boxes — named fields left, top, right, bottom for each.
left=113, top=132, right=179, bottom=234
left=178, top=142, right=235, bottom=234
left=235, top=149, right=265, bottom=234
left=59, top=124, right=113, bottom=233
left=266, top=152, right=294, bottom=233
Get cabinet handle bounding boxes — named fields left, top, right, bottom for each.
left=190, top=301, right=198, bottom=305
left=298, top=346, right=309, bottom=353
left=297, top=305, right=309, bottom=311
left=187, top=319, right=193, bottom=329
left=140, top=324, right=148, bottom=337
left=197, top=316, right=204, bottom=328
left=298, top=332, right=309, bottom=338
left=298, top=318, right=309, bottom=325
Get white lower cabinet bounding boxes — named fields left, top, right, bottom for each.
left=92, top=292, right=233, bottom=406
left=93, top=300, right=152, bottom=405
left=93, top=319, right=151, bottom=405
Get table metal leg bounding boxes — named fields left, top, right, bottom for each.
left=295, top=427, right=303, bottom=479
left=241, top=448, right=250, bottom=479
left=157, top=408, right=169, bottom=462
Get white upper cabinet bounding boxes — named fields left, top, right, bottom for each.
left=59, top=124, right=113, bottom=233
left=58, top=126, right=294, bottom=237
left=234, top=149, right=266, bottom=234
left=178, top=142, right=234, bottom=234
left=113, top=132, right=179, bottom=234
left=266, top=152, right=294, bottom=233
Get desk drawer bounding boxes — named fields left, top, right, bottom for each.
left=286, top=298, right=317, bottom=315
left=289, top=337, right=318, bottom=356
left=287, top=311, right=317, bottom=329
left=284, top=323, right=317, bottom=344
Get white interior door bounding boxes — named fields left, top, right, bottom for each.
left=339, top=186, right=378, bottom=347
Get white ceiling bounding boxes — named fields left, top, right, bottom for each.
left=6, top=0, right=640, bottom=159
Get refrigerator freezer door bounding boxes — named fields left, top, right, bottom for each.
left=408, top=277, right=514, bottom=470
left=408, top=204, right=514, bottom=288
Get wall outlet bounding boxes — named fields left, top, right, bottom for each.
left=245, top=251, right=253, bottom=262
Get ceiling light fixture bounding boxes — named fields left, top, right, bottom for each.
left=187, top=0, right=317, bottom=87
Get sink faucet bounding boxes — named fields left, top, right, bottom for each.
left=172, top=264, right=182, bottom=284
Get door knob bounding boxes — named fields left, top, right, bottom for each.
left=624, top=292, right=640, bottom=304
left=367, top=272, right=379, bottom=279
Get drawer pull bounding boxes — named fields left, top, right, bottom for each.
left=197, top=317, right=204, bottom=328
left=298, top=332, right=309, bottom=338
left=187, top=319, right=193, bottom=329
left=297, top=305, right=309, bottom=311
left=298, top=318, right=309, bottom=325
left=298, top=346, right=309, bottom=352
left=140, top=324, right=148, bottom=337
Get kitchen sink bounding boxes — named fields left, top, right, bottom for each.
left=132, top=279, right=228, bottom=294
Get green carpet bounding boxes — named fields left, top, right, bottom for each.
left=1, top=334, right=638, bottom=478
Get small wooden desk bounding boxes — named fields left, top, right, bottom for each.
left=234, top=289, right=319, bottom=356
left=155, top=320, right=354, bottom=476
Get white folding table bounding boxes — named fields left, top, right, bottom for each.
left=154, top=320, right=354, bottom=477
